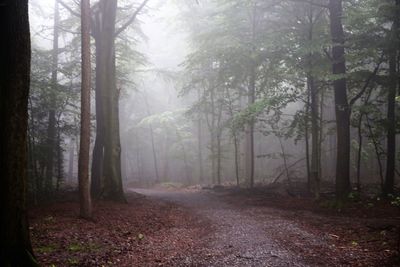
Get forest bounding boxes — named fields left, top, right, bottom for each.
left=1, top=0, right=400, bottom=266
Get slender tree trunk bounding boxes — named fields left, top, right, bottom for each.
left=162, top=134, right=170, bottom=182
left=329, top=0, right=351, bottom=199
left=68, top=138, right=75, bottom=183
left=307, top=8, right=320, bottom=199
left=305, top=84, right=311, bottom=191
left=384, top=0, right=399, bottom=195
left=225, top=85, right=240, bottom=186
left=197, top=89, right=204, bottom=184
left=278, top=135, right=291, bottom=185
left=144, top=91, right=160, bottom=183
left=216, top=132, right=222, bottom=185
left=0, top=1, right=39, bottom=265
left=56, top=127, right=63, bottom=191
left=309, top=75, right=320, bottom=198
left=356, top=113, right=363, bottom=191
left=366, top=116, right=385, bottom=188
left=246, top=67, right=256, bottom=188
left=78, top=0, right=93, bottom=219
left=45, top=0, right=60, bottom=195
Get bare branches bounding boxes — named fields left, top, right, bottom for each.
left=59, top=0, right=80, bottom=18
left=114, top=0, right=150, bottom=38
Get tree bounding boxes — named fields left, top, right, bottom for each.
left=44, top=0, right=60, bottom=195
left=78, top=0, right=92, bottom=219
left=329, top=0, right=351, bottom=199
left=384, top=0, right=399, bottom=195
left=0, top=1, right=39, bottom=265
left=91, top=0, right=149, bottom=201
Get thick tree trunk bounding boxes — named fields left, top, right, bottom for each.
left=91, top=5, right=105, bottom=198
left=329, top=0, right=351, bottom=199
left=92, top=0, right=125, bottom=202
left=90, top=56, right=104, bottom=197
left=0, top=1, right=39, bottom=265
left=78, top=0, right=93, bottom=219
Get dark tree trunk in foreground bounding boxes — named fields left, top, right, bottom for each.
left=384, top=0, right=399, bottom=196
left=0, top=1, right=39, bottom=265
left=329, top=0, right=351, bottom=199
left=78, top=0, right=93, bottom=219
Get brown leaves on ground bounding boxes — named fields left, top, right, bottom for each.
left=29, top=192, right=209, bottom=267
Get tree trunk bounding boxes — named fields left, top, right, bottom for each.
left=384, top=0, right=399, bottom=195
left=91, top=3, right=106, bottom=198
left=329, top=0, right=351, bottom=199
left=78, top=0, right=93, bottom=219
left=246, top=66, right=256, bottom=188
left=305, top=86, right=311, bottom=191
left=197, top=89, right=204, bottom=184
left=45, top=0, right=60, bottom=195
left=144, top=91, right=160, bottom=183
left=68, top=137, right=75, bottom=183
left=307, top=7, right=320, bottom=199
left=93, top=0, right=125, bottom=202
left=0, top=1, right=39, bottom=265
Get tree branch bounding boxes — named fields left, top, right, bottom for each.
left=114, top=0, right=150, bottom=38
left=349, top=57, right=384, bottom=107
left=58, top=0, right=80, bottom=18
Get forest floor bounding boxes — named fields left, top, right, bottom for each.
left=30, top=185, right=400, bottom=266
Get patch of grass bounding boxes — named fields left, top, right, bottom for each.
left=68, top=243, right=85, bottom=252
left=67, top=257, right=79, bottom=266
left=36, top=244, right=57, bottom=253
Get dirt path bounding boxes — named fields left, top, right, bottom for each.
left=30, top=189, right=398, bottom=266
left=134, top=189, right=310, bottom=266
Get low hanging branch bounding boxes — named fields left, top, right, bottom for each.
left=114, top=0, right=150, bottom=37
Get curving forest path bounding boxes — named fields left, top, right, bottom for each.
left=30, top=188, right=398, bottom=266
left=133, top=188, right=335, bottom=267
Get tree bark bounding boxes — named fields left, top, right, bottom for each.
left=329, top=0, right=351, bottom=199
left=0, top=1, right=39, bottom=265
left=78, top=0, right=93, bottom=219
left=45, top=0, right=60, bottom=195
